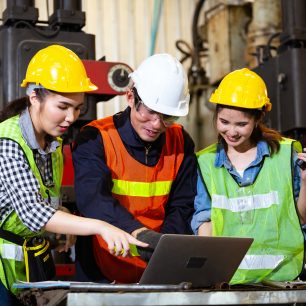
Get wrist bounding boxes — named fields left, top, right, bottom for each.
left=131, top=227, right=147, bottom=238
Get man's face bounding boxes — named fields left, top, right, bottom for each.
left=127, top=89, right=178, bottom=142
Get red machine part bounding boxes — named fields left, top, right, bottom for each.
left=55, top=264, right=76, bottom=278
left=82, top=60, right=133, bottom=95
left=62, top=144, right=74, bottom=186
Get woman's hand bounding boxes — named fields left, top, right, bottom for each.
left=99, top=221, right=149, bottom=257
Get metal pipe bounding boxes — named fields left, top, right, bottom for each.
left=246, top=0, right=281, bottom=68
left=53, top=0, right=82, bottom=11
left=70, top=282, right=192, bottom=292
left=281, top=0, right=306, bottom=39
left=6, top=0, right=35, bottom=8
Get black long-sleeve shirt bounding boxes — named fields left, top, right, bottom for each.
left=72, top=107, right=197, bottom=281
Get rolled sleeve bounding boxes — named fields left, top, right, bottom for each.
left=191, top=170, right=212, bottom=234
left=0, top=140, right=56, bottom=232
left=293, top=150, right=301, bottom=200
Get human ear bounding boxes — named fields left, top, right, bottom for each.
left=126, top=89, right=135, bottom=108
left=28, top=91, right=40, bottom=107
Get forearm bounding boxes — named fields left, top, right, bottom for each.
left=45, top=210, right=108, bottom=236
left=198, top=222, right=212, bottom=236
left=191, top=171, right=212, bottom=234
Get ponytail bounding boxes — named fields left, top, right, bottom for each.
left=0, top=97, right=29, bottom=122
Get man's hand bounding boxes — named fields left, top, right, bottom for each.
left=136, top=229, right=163, bottom=262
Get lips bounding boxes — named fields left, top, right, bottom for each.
left=144, top=127, right=160, bottom=138
left=227, top=136, right=239, bottom=142
left=146, top=129, right=158, bottom=137
left=58, top=125, right=69, bottom=132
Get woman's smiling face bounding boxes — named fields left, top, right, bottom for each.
left=216, top=107, right=257, bottom=151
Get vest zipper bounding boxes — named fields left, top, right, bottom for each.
left=145, top=145, right=151, bottom=165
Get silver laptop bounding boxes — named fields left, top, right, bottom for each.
left=139, top=234, right=253, bottom=288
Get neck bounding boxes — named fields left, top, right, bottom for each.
left=29, top=108, right=47, bottom=150
left=226, top=143, right=258, bottom=172
left=36, top=133, right=47, bottom=150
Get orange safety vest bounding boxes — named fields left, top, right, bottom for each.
left=88, top=116, right=184, bottom=283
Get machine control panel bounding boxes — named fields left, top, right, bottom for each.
left=108, top=63, right=133, bottom=92
left=82, top=60, right=133, bottom=96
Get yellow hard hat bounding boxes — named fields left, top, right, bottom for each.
left=20, top=44, right=98, bottom=93
left=209, top=68, right=272, bottom=111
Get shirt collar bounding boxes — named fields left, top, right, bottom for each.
left=215, top=140, right=271, bottom=168
left=19, top=108, right=60, bottom=154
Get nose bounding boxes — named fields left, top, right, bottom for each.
left=65, top=108, right=79, bottom=124
left=151, top=114, right=165, bottom=128
left=227, top=125, right=238, bottom=136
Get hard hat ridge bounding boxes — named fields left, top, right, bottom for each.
left=209, top=68, right=272, bottom=112
left=129, top=53, right=190, bottom=116
left=21, top=44, right=98, bottom=93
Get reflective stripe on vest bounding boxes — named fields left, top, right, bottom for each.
left=212, top=191, right=280, bottom=212
left=239, top=254, right=284, bottom=270
left=197, top=139, right=304, bottom=284
left=112, top=179, right=172, bottom=197
left=1, top=244, right=24, bottom=261
left=88, top=116, right=184, bottom=283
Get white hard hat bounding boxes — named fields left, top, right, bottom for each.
left=129, top=53, right=190, bottom=116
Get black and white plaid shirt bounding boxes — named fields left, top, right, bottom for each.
left=0, top=108, right=59, bottom=232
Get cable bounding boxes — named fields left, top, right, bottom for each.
left=12, top=20, right=60, bottom=38
left=175, top=40, right=192, bottom=64
left=191, top=0, right=205, bottom=67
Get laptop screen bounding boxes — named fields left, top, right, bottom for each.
left=139, top=234, right=253, bottom=288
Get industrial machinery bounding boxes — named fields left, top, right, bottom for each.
left=0, top=0, right=133, bottom=279
left=183, top=0, right=306, bottom=149
left=253, top=0, right=306, bottom=146
left=2, top=1, right=306, bottom=305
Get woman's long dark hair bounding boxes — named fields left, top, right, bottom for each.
left=214, top=104, right=282, bottom=155
left=0, top=88, right=52, bottom=123
left=0, top=97, right=29, bottom=122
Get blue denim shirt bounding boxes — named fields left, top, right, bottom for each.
left=191, top=140, right=301, bottom=234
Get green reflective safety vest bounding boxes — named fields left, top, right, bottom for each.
left=197, top=139, right=304, bottom=284
left=0, top=115, right=63, bottom=294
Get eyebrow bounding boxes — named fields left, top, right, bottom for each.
left=219, top=117, right=248, bottom=123
left=59, top=101, right=84, bottom=107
